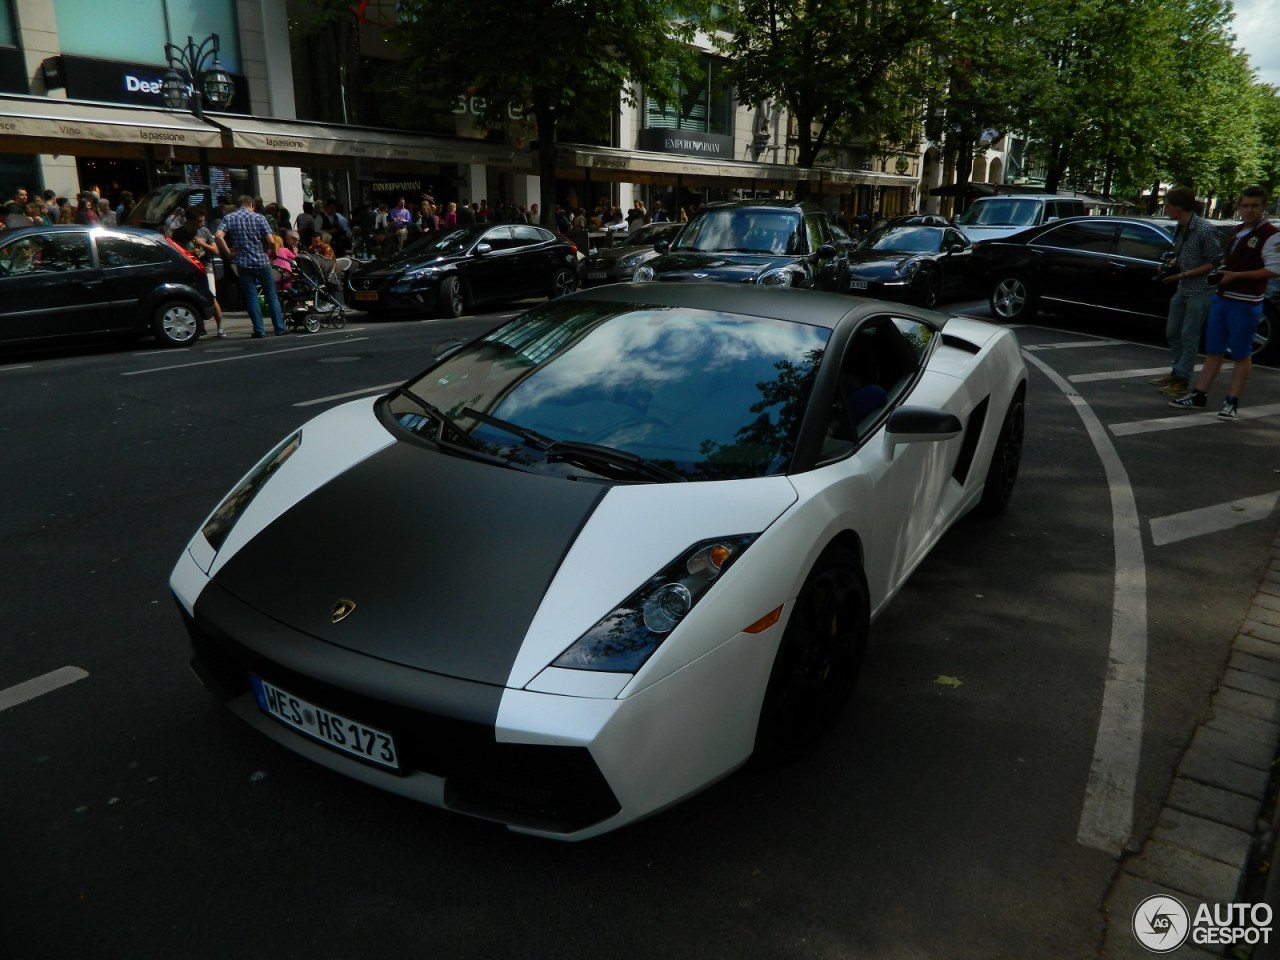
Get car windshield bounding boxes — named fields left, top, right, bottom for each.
left=958, top=199, right=1041, bottom=227
left=671, top=208, right=804, bottom=255
left=627, top=222, right=682, bottom=247
left=861, top=226, right=941, bottom=253
left=399, top=225, right=488, bottom=258
left=386, top=299, right=830, bottom=481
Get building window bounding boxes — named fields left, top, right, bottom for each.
left=643, top=55, right=733, bottom=136
left=53, top=0, right=241, bottom=73
left=0, top=0, right=14, bottom=47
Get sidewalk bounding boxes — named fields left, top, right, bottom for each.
left=1103, top=527, right=1280, bottom=957
left=201, top=305, right=365, bottom=339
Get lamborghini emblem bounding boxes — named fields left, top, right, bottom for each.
left=331, top=598, right=357, bottom=623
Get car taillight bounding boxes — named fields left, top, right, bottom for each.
left=166, top=236, right=204, bottom=270
left=568, top=243, right=578, bottom=255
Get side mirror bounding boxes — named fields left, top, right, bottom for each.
left=474, top=242, right=492, bottom=256
left=654, top=240, right=670, bottom=254
left=882, top=406, right=963, bottom=461
left=947, top=243, right=967, bottom=254
left=817, top=243, right=838, bottom=259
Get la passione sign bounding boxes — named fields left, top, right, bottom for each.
left=638, top=128, right=733, bottom=158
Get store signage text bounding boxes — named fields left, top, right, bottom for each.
left=451, top=96, right=525, bottom=121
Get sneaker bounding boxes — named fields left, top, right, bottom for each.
left=1218, top=399, right=1238, bottom=420
left=1150, top=373, right=1177, bottom=386
left=215, top=329, right=226, bottom=339
left=1168, top=391, right=1207, bottom=409
left=1160, top=379, right=1188, bottom=396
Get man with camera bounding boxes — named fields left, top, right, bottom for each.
left=1169, top=185, right=1279, bottom=420
left=1150, top=186, right=1223, bottom=396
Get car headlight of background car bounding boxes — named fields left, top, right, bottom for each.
left=552, top=535, right=758, bottom=673
left=201, top=431, right=301, bottom=551
left=757, top=267, right=793, bottom=287
left=391, top=265, right=441, bottom=290
left=633, top=263, right=657, bottom=282
left=615, top=252, right=646, bottom=272
left=898, top=259, right=921, bottom=279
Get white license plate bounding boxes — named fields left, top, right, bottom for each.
left=587, top=271, right=607, bottom=280
left=849, top=280, right=868, bottom=290
left=250, top=675, right=399, bottom=771
left=354, top=291, right=379, bottom=301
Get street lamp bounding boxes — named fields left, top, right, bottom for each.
left=161, top=34, right=234, bottom=120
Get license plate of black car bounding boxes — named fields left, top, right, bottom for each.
left=354, top=291, right=379, bottom=301
left=850, top=280, right=868, bottom=290
left=250, top=674, right=399, bottom=771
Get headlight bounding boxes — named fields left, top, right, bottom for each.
left=633, top=264, right=656, bottom=282
left=757, top=268, right=793, bottom=287
left=899, top=260, right=921, bottom=278
left=201, top=432, right=301, bottom=551
left=552, top=535, right=758, bottom=672
left=397, top=265, right=440, bottom=285
left=616, top=253, right=643, bottom=271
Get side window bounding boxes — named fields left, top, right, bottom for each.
left=2, top=232, right=92, bottom=274
left=97, top=234, right=169, bottom=268
left=805, top=214, right=832, bottom=252
left=1032, top=221, right=1116, bottom=253
left=511, top=225, right=547, bottom=246
left=1114, top=223, right=1170, bottom=262
left=944, top=229, right=969, bottom=250
left=481, top=227, right=518, bottom=251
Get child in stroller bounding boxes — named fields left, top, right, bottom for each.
left=272, top=236, right=348, bottom=333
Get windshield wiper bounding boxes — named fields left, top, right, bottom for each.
left=461, top=407, right=553, bottom=450
left=393, top=387, right=478, bottom=448
left=545, top=440, right=686, bottom=483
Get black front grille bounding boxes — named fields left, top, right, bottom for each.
left=181, top=606, right=620, bottom=832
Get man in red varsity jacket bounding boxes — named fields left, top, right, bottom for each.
left=1170, top=185, right=1280, bottom=420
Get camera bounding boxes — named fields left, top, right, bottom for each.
left=1154, top=252, right=1178, bottom=281
left=1206, top=268, right=1223, bottom=285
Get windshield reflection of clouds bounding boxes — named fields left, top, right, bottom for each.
left=405, top=302, right=828, bottom=480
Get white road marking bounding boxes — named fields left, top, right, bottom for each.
left=1111, top=402, right=1280, bottom=436
left=295, top=382, right=402, bottom=407
left=1150, top=491, right=1280, bottom=546
left=1023, top=339, right=1127, bottom=351
left=0, top=666, right=89, bottom=712
left=1023, top=349, right=1148, bottom=856
left=1, top=364, right=33, bottom=372
left=121, top=336, right=372, bottom=376
left=1070, top=365, right=1203, bottom=384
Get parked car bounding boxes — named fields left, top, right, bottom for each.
left=346, top=223, right=579, bottom=318
left=845, top=218, right=974, bottom=308
left=581, top=221, right=684, bottom=286
left=970, top=215, right=1278, bottom=361
left=956, top=194, right=1087, bottom=243
left=124, top=183, right=216, bottom=231
left=634, top=199, right=846, bottom=290
left=171, top=281, right=1026, bottom=840
left=0, top=224, right=213, bottom=348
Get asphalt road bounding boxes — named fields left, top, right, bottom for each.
left=2, top=295, right=1277, bottom=958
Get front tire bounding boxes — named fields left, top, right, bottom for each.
left=437, top=275, right=465, bottom=318
left=989, top=274, right=1037, bottom=322
left=153, top=300, right=200, bottom=346
left=976, top=388, right=1025, bottom=516
left=755, top=545, right=869, bottom=763
left=917, top=266, right=942, bottom=309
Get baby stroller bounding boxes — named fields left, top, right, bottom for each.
left=276, top=252, right=349, bottom=333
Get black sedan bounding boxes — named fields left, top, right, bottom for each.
left=846, top=220, right=974, bottom=308
left=347, top=224, right=579, bottom=318
left=634, top=200, right=845, bottom=290
left=0, top=224, right=213, bottom=348
left=581, top=221, right=684, bottom=286
left=969, top=215, right=1278, bottom=361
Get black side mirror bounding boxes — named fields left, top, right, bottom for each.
left=817, top=243, right=837, bottom=259
left=654, top=240, right=670, bottom=254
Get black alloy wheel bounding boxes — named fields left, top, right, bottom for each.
left=437, top=275, right=465, bottom=318
left=918, top=266, right=942, bottom=309
left=976, top=387, right=1025, bottom=517
left=989, top=273, right=1037, bottom=322
left=549, top=266, right=578, bottom=300
left=754, top=545, right=869, bottom=763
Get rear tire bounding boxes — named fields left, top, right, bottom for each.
left=304, top=313, right=322, bottom=333
left=754, top=545, right=869, bottom=763
left=549, top=266, right=577, bottom=300
left=989, top=274, right=1037, bottom=322
left=437, top=275, right=465, bottom=318
left=976, top=388, right=1025, bottom=516
left=153, top=300, right=200, bottom=346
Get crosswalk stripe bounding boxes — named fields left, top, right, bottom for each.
left=1111, top=402, right=1280, bottom=436
left=1150, top=491, right=1280, bottom=546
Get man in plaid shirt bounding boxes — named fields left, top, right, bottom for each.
left=1150, top=187, right=1223, bottom=396
left=216, top=195, right=285, bottom=337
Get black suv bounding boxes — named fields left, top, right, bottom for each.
left=633, top=200, right=846, bottom=290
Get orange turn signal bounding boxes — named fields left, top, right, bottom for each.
left=743, top=606, right=783, bottom=634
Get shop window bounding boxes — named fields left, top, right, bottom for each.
left=643, top=55, right=733, bottom=136
left=0, top=0, right=14, bottom=46
left=53, top=0, right=241, bottom=74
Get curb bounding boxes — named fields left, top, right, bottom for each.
left=1103, top=530, right=1280, bottom=958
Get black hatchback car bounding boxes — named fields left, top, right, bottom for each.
left=0, top=224, right=213, bottom=348
left=346, top=223, right=579, bottom=318
left=969, top=216, right=1279, bottom=362
left=633, top=200, right=846, bottom=290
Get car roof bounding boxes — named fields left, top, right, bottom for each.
left=0, top=224, right=165, bottom=241
left=571, top=281, right=887, bottom=330
left=700, top=199, right=824, bottom=214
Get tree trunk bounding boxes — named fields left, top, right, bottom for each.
left=793, top=110, right=816, bottom=201
left=951, top=136, right=975, bottom=213
left=534, top=96, right=558, bottom=228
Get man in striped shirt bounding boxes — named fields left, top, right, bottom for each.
left=216, top=195, right=285, bottom=338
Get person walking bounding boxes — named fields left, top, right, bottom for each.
left=173, top=205, right=226, bottom=337
left=216, top=194, right=286, bottom=338
left=1169, top=185, right=1280, bottom=420
left=1150, top=187, right=1223, bottom=396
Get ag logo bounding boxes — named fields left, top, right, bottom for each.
left=1132, top=894, right=1190, bottom=952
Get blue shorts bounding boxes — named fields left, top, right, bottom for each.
left=1204, top=296, right=1261, bottom=360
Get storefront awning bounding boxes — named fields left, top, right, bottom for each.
left=0, top=94, right=224, bottom=149
left=211, top=115, right=521, bottom=168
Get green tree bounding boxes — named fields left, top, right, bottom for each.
left=382, top=0, right=710, bottom=225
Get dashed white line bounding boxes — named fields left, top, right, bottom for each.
left=1023, top=348, right=1148, bottom=856
left=0, top=666, right=89, bottom=712
left=1150, top=491, right=1280, bottom=546
left=121, top=336, right=372, bottom=376
left=1070, top=365, right=1203, bottom=384
left=295, top=382, right=403, bottom=407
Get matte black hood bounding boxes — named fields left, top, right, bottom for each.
left=211, top=442, right=607, bottom=685
left=648, top=251, right=795, bottom=283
